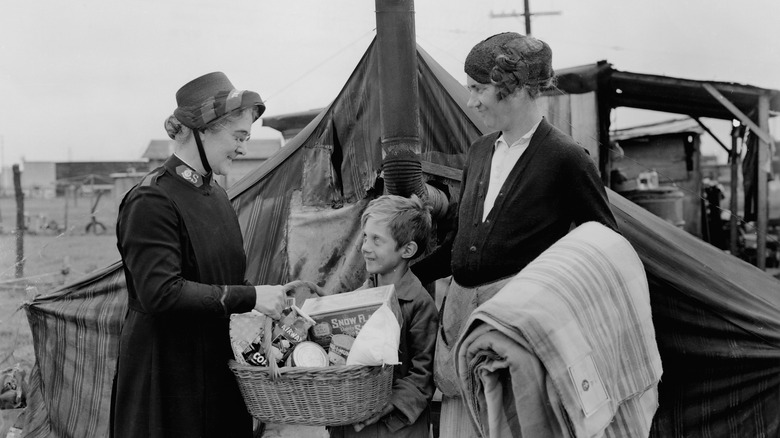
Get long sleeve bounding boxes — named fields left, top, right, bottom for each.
left=118, top=186, right=256, bottom=315
left=410, top=218, right=455, bottom=286
left=384, top=294, right=439, bottom=432
left=411, top=159, right=470, bottom=286
left=564, top=147, right=618, bottom=232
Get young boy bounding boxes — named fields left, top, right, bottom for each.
left=329, top=195, right=439, bottom=438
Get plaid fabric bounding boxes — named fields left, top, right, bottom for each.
left=456, top=222, right=662, bottom=437
left=22, top=261, right=126, bottom=438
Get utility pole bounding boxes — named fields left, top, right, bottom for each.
left=489, top=0, right=561, bottom=36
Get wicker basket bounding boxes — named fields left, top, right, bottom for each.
left=229, top=360, right=394, bottom=426
left=230, top=280, right=395, bottom=425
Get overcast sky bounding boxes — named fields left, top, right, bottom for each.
left=1, top=0, right=778, bottom=166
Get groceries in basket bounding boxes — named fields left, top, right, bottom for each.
left=327, top=334, right=354, bottom=366
left=271, top=305, right=316, bottom=364
left=227, top=282, right=400, bottom=427
left=345, top=303, right=401, bottom=366
left=300, top=284, right=402, bottom=366
left=285, top=341, right=330, bottom=367
left=230, top=283, right=402, bottom=368
left=230, top=305, right=316, bottom=368
left=229, top=311, right=271, bottom=366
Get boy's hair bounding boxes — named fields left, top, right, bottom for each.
left=361, top=194, right=432, bottom=258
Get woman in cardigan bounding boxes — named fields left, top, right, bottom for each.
left=412, top=32, right=618, bottom=437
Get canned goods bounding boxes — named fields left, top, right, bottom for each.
left=289, top=341, right=330, bottom=367
left=310, top=322, right=333, bottom=348
left=328, top=334, right=355, bottom=366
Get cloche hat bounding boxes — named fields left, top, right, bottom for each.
left=173, top=72, right=265, bottom=131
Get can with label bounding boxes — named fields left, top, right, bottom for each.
left=328, top=334, right=355, bottom=366
left=289, top=341, right=330, bottom=367
left=310, top=321, right=333, bottom=349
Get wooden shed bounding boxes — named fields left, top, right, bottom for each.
left=609, top=118, right=705, bottom=237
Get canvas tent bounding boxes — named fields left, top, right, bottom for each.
left=23, top=39, right=780, bottom=437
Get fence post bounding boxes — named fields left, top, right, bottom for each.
left=13, top=164, right=24, bottom=278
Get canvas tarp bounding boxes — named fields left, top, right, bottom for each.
left=23, top=38, right=780, bottom=437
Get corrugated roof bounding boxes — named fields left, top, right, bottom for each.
left=553, top=61, right=780, bottom=120
left=262, top=109, right=323, bottom=132
left=610, top=117, right=705, bottom=142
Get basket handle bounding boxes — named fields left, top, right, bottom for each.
left=263, top=316, right=281, bottom=379
left=262, top=280, right=326, bottom=379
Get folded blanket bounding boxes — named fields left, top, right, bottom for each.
left=455, top=222, right=662, bottom=438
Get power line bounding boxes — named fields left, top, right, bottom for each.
left=263, top=29, right=376, bottom=104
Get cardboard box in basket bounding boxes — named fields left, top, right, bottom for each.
left=300, top=284, right=402, bottom=350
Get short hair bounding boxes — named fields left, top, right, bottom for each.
left=361, top=194, right=432, bottom=258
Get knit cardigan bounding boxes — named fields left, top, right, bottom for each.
left=414, top=118, right=618, bottom=287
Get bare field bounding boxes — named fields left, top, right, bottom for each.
left=0, top=195, right=120, bottom=371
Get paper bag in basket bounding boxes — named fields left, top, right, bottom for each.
left=346, top=304, right=401, bottom=366
left=229, top=312, right=270, bottom=366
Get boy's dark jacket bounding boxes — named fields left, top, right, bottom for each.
left=330, top=269, right=438, bottom=437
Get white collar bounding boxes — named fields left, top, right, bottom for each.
left=496, top=118, right=543, bottom=149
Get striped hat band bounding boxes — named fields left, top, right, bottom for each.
left=173, top=72, right=265, bottom=130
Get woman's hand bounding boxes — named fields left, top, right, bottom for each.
left=253, top=285, right=286, bottom=319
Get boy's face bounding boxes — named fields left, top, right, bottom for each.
left=361, top=217, right=406, bottom=276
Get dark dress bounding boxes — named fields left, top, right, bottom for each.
left=111, top=155, right=257, bottom=438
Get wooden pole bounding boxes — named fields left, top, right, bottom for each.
left=64, top=185, right=70, bottom=230
left=729, top=125, right=740, bottom=255
left=13, top=164, right=24, bottom=278
left=489, top=3, right=560, bottom=35
left=756, top=94, right=770, bottom=270
left=702, top=83, right=774, bottom=268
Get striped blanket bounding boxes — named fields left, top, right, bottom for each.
left=455, top=222, right=662, bottom=437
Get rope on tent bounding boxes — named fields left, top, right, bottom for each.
left=263, top=28, right=376, bottom=104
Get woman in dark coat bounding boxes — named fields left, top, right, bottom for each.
left=110, top=72, right=286, bottom=438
